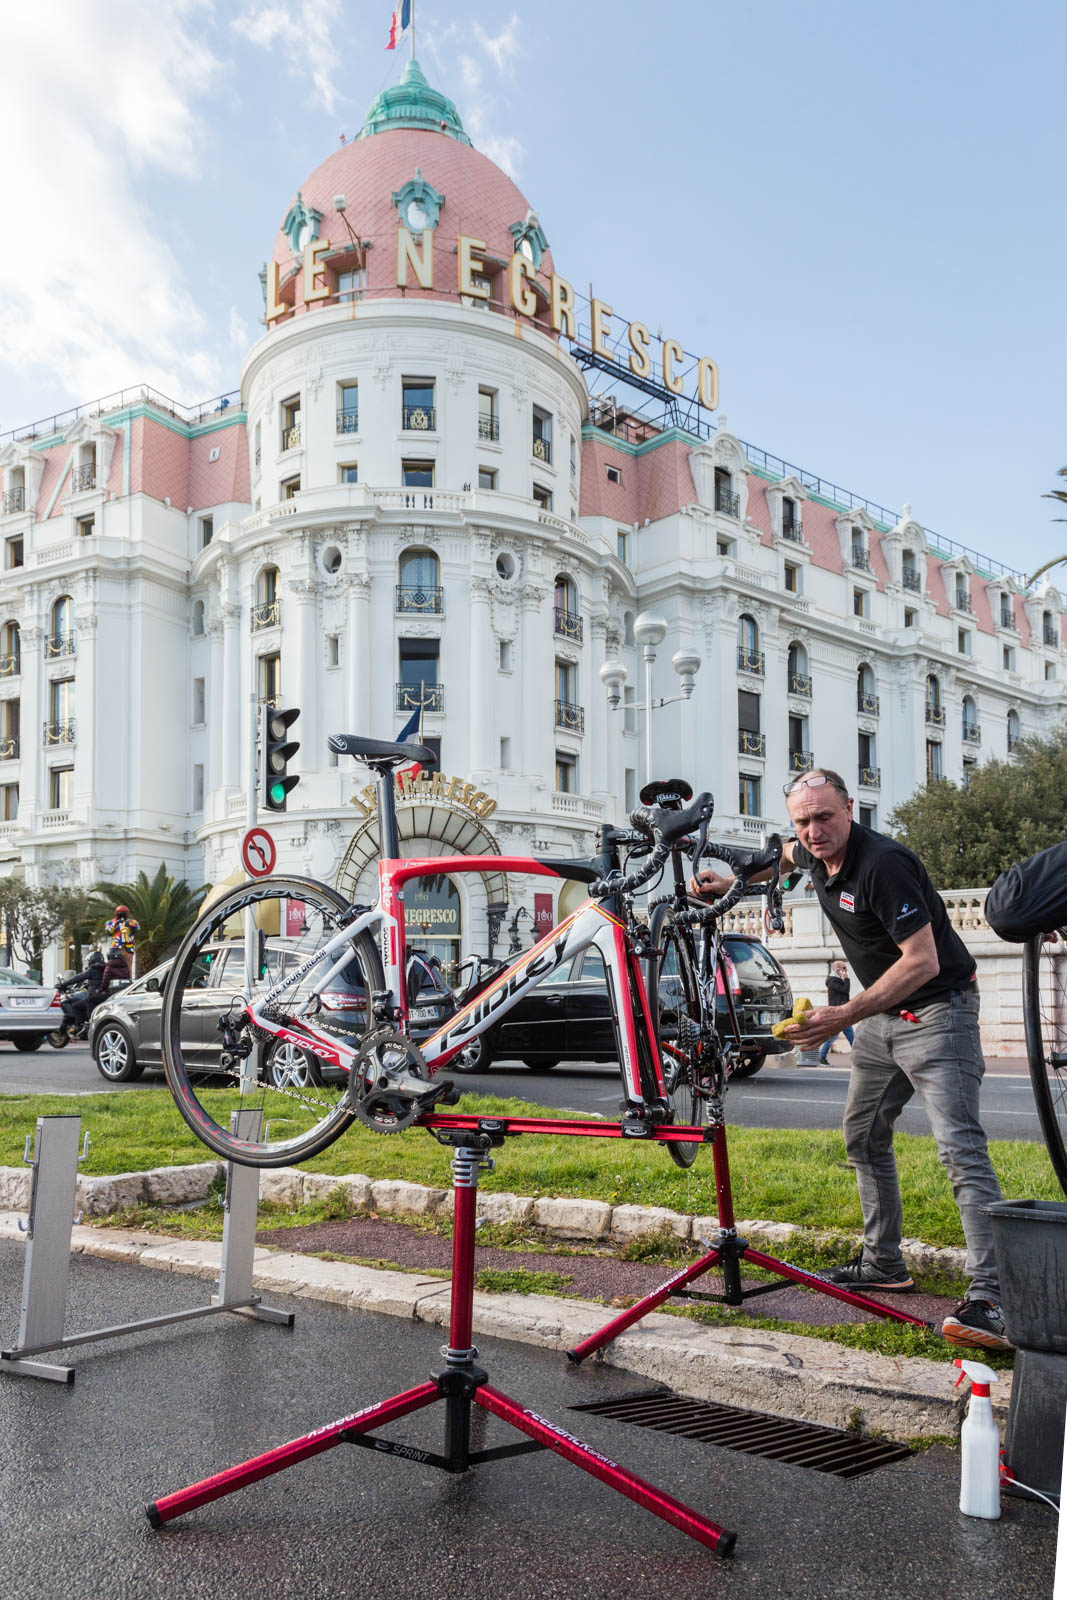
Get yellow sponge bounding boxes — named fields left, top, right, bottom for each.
left=771, top=996, right=813, bottom=1039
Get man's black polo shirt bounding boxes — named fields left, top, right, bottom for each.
left=791, top=824, right=975, bottom=1010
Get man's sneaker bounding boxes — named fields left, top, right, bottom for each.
left=942, top=1299, right=1012, bottom=1352
left=820, top=1254, right=915, bottom=1292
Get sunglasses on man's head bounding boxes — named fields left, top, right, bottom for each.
left=783, top=773, right=846, bottom=798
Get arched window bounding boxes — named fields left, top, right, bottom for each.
left=1007, top=708, right=1021, bottom=753
left=48, top=596, right=73, bottom=657
left=857, top=663, right=878, bottom=714
left=962, top=695, right=979, bottom=743
left=0, top=621, right=19, bottom=677
left=787, top=641, right=810, bottom=696
left=553, top=573, right=582, bottom=640
left=192, top=600, right=205, bottom=637
left=737, top=614, right=761, bottom=674
left=902, top=548, right=921, bottom=591
left=397, top=548, right=441, bottom=613
left=714, top=466, right=738, bottom=517
left=926, top=674, right=943, bottom=724
left=1044, top=610, right=1057, bottom=647
left=253, top=567, right=280, bottom=630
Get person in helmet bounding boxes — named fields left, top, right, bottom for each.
left=64, top=950, right=107, bottom=1036
left=104, top=905, right=139, bottom=960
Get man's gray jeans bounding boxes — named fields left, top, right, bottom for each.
left=844, top=990, right=1002, bottom=1301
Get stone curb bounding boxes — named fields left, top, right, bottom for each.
left=0, top=1163, right=970, bottom=1280
left=0, top=1210, right=1000, bottom=1441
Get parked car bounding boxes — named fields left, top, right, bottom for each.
left=452, top=935, right=794, bottom=1078
left=0, top=967, right=64, bottom=1050
left=87, top=939, right=454, bottom=1086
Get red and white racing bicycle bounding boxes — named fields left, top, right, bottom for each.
left=162, top=734, right=776, bottom=1168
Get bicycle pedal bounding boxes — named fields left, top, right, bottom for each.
left=620, top=1113, right=653, bottom=1138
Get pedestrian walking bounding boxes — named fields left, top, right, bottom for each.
left=819, top=960, right=855, bottom=1062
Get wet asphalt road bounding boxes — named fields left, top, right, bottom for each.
left=0, top=1242, right=1056, bottom=1599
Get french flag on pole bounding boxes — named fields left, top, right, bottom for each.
left=386, top=0, right=411, bottom=49
left=396, top=702, right=425, bottom=780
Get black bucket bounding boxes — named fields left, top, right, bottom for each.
left=986, top=1199, right=1067, bottom=1354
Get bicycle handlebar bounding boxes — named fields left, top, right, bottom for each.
left=591, top=792, right=714, bottom=899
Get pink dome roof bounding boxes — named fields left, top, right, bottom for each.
left=269, top=70, right=554, bottom=319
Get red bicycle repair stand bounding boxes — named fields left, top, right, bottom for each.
left=567, top=1117, right=932, bottom=1366
left=146, top=1114, right=737, bottom=1558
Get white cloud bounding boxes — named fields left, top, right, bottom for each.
left=463, top=107, right=524, bottom=180
left=474, top=15, right=520, bottom=75
left=228, top=307, right=250, bottom=350
left=232, top=0, right=343, bottom=116
left=459, top=54, right=482, bottom=92
left=0, top=2, right=225, bottom=412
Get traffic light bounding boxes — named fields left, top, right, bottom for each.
left=262, top=707, right=300, bottom=811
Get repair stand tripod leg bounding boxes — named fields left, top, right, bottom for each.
left=147, top=1131, right=736, bottom=1556
left=568, top=1119, right=932, bottom=1364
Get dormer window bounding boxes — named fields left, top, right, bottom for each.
left=850, top=529, right=871, bottom=572
left=72, top=444, right=96, bottom=494
left=954, top=575, right=972, bottom=613
left=999, top=594, right=1016, bottom=631
left=715, top=467, right=739, bottom=518
left=1043, top=610, right=1059, bottom=648
left=782, top=496, right=801, bottom=540
left=901, top=549, right=921, bottom=592
left=3, top=466, right=25, bottom=516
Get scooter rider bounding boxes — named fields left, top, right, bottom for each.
left=63, top=951, right=107, bottom=1037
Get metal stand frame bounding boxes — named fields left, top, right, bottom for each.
left=146, top=1117, right=737, bottom=1558
left=1, top=1110, right=293, bottom=1384
left=567, top=1120, right=932, bottom=1365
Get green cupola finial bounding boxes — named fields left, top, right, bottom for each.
left=359, top=59, right=471, bottom=145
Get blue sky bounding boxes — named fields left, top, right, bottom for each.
left=1, top=1, right=1062, bottom=579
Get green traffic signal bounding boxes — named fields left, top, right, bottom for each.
left=269, top=780, right=287, bottom=806
left=261, top=707, right=300, bottom=811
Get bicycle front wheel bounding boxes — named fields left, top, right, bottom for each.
left=163, top=875, right=384, bottom=1167
left=1023, top=932, right=1067, bottom=1195
left=649, top=903, right=708, bottom=1170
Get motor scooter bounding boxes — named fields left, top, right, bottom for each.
left=47, top=977, right=90, bottom=1048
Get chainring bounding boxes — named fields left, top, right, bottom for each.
left=349, top=1027, right=432, bottom=1134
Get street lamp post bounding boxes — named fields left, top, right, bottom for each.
left=600, top=612, right=701, bottom=784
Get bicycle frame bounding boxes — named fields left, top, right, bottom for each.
left=242, top=773, right=669, bottom=1110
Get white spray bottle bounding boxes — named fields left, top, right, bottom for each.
left=954, top=1357, right=1001, bottom=1520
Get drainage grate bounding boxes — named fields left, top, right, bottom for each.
left=570, top=1389, right=913, bottom=1478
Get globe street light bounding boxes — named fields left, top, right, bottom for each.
left=600, top=616, right=701, bottom=782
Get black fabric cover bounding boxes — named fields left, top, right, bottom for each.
left=985, top=841, right=1067, bottom=942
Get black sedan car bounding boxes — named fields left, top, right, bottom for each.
left=453, top=935, right=794, bottom=1078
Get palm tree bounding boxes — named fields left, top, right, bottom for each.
left=1045, top=466, right=1067, bottom=521
left=90, top=865, right=210, bottom=974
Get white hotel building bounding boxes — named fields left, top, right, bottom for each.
left=0, top=62, right=1062, bottom=973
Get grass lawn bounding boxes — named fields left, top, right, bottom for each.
left=0, top=1087, right=1060, bottom=1250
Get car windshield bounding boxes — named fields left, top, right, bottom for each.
left=0, top=969, right=35, bottom=986
left=723, top=937, right=782, bottom=982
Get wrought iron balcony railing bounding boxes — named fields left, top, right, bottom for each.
left=336, top=408, right=360, bottom=434
left=858, top=692, right=880, bottom=715
left=902, top=568, right=922, bottom=592
left=554, top=608, right=583, bottom=642
left=44, top=633, right=75, bottom=660
left=1044, top=625, right=1060, bottom=647
left=737, top=647, right=764, bottom=675
left=716, top=486, right=740, bottom=518
left=1000, top=613, right=1018, bottom=632
left=396, top=585, right=443, bottom=614
left=478, top=415, right=500, bottom=442
left=962, top=722, right=982, bottom=745
left=251, top=601, right=280, bottom=631
left=859, top=765, right=881, bottom=788
left=554, top=699, right=585, bottom=733
left=396, top=681, right=443, bottom=713
left=788, top=672, right=812, bottom=697
left=0, top=654, right=20, bottom=677
left=403, top=405, right=436, bottom=431
left=782, top=523, right=804, bottom=542
left=43, top=719, right=75, bottom=745
left=925, top=705, right=946, bottom=726
left=0, top=736, right=19, bottom=761
left=954, top=593, right=974, bottom=613
left=789, top=749, right=814, bottom=773
left=70, top=465, right=95, bottom=493
left=850, top=545, right=872, bottom=572
left=2, top=488, right=24, bottom=515
left=738, top=730, right=766, bottom=757
left=532, top=433, right=552, bottom=464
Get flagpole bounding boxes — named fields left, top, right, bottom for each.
left=410, top=0, right=415, bottom=60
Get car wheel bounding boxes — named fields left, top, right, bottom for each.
left=266, top=1039, right=323, bottom=1090
left=522, top=1057, right=559, bottom=1070
left=93, top=1022, right=145, bottom=1083
left=13, top=1035, right=45, bottom=1052
left=452, top=1034, right=493, bottom=1073
left=730, top=1052, right=766, bottom=1080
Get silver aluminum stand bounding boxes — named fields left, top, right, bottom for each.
left=1, top=1109, right=294, bottom=1383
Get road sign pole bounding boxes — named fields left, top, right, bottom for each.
left=242, top=693, right=260, bottom=1092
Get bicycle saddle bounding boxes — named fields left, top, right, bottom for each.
left=639, top=777, right=693, bottom=810
left=327, top=733, right=437, bottom=766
